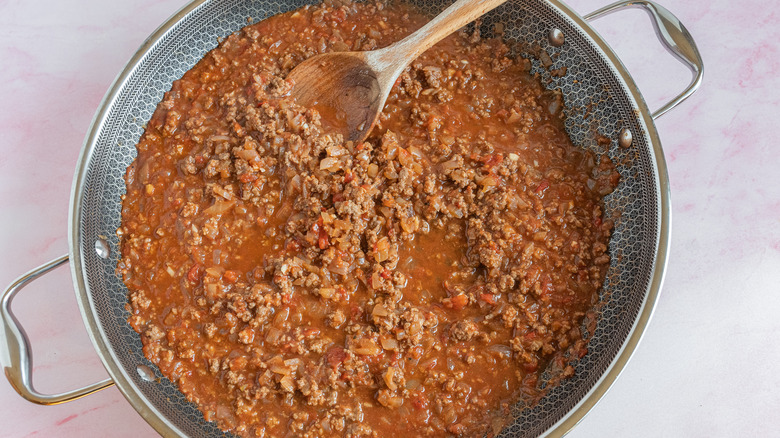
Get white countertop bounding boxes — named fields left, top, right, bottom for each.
left=1, top=0, right=778, bottom=436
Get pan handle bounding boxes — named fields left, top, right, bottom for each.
left=584, top=0, right=704, bottom=119
left=1, top=255, right=114, bottom=405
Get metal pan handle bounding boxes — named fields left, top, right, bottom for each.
left=1, top=255, right=114, bottom=405
left=584, top=0, right=704, bottom=119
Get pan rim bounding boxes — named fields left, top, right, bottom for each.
left=69, top=2, right=212, bottom=436
left=68, top=0, right=670, bottom=436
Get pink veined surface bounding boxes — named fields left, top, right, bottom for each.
left=0, top=0, right=778, bottom=437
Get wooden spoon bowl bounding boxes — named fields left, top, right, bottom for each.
left=287, top=0, right=508, bottom=143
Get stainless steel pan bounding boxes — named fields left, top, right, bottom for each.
left=2, top=0, right=702, bottom=436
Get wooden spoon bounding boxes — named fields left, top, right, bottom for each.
left=286, top=0, right=508, bottom=143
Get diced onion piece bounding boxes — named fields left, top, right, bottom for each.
left=408, top=146, right=424, bottom=158
left=419, top=358, right=437, bottom=370
left=355, top=150, right=370, bottom=163
left=318, top=287, right=335, bottom=299
left=333, top=218, right=350, bottom=230
left=301, top=260, right=321, bottom=275
left=204, top=199, right=235, bottom=216
left=507, top=109, right=523, bottom=123
left=266, top=327, right=283, bottom=344
left=508, top=192, right=529, bottom=210
left=549, top=98, right=561, bottom=114
left=400, top=216, right=419, bottom=234
left=269, top=355, right=291, bottom=375
left=288, top=175, right=302, bottom=194
left=478, top=175, right=498, bottom=187
left=212, top=184, right=233, bottom=200
left=371, top=271, right=382, bottom=288
left=352, top=338, right=381, bottom=356
left=205, top=267, right=224, bottom=277
left=319, top=157, right=340, bottom=171
left=273, top=307, right=289, bottom=326
left=380, top=337, right=398, bottom=351
left=284, top=358, right=301, bottom=370
left=327, top=257, right=352, bottom=277
left=377, top=389, right=404, bottom=408
left=367, top=163, right=379, bottom=178
left=384, top=167, right=399, bottom=180
left=279, top=375, right=295, bottom=392
left=447, top=204, right=464, bottom=218
left=374, top=237, right=390, bottom=262
left=288, top=113, right=305, bottom=131
left=372, top=304, right=390, bottom=317
left=235, top=149, right=260, bottom=163
left=384, top=367, right=397, bottom=390
left=384, top=142, right=398, bottom=161
left=326, top=144, right=348, bottom=157
left=398, top=148, right=414, bottom=167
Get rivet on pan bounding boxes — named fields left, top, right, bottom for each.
left=619, top=128, right=633, bottom=148
left=137, top=365, right=156, bottom=382
left=95, top=238, right=110, bottom=259
left=548, top=28, right=565, bottom=47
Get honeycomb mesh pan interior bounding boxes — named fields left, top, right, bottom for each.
left=75, top=0, right=661, bottom=436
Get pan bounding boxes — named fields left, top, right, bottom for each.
left=1, top=0, right=702, bottom=436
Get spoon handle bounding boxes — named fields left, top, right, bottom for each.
left=373, top=0, right=508, bottom=74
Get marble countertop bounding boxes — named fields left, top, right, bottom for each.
left=1, top=0, right=778, bottom=436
